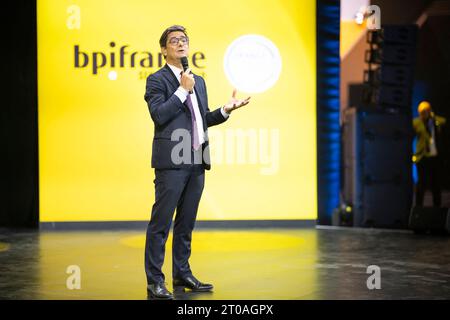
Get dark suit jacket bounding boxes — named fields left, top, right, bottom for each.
left=144, top=64, right=228, bottom=170
left=413, top=115, right=447, bottom=162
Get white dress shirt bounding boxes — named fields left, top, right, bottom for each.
left=167, top=63, right=229, bottom=147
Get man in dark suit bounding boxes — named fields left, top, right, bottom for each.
left=413, top=101, right=447, bottom=207
left=144, top=25, right=250, bottom=299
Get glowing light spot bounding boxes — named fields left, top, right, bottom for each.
left=108, top=71, right=118, bottom=80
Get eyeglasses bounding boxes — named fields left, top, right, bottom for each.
left=168, top=36, right=189, bottom=46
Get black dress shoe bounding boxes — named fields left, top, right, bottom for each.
left=173, top=275, right=213, bottom=292
left=147, top=282, right=173, bottom=299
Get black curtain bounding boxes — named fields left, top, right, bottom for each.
left=1, top=1, right=38, bottom=228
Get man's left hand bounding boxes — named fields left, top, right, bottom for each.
left=223, top=89, right=251, bottom=114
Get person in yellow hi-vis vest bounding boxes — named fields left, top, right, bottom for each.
left=413, top=101, right=447, bottom=207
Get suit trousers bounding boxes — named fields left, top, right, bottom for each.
left=145, top=164, right=205, bottom=285
left=415, top=156, right=442, bottom=207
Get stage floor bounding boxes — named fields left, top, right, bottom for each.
left=0, top=227, right=449, bottom=300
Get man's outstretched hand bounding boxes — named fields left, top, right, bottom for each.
left=223, top=89, right=251, bottom=114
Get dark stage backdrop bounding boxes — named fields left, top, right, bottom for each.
left=1, top=1, right=39, bottom=227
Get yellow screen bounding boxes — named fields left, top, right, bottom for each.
left=38, top=0, right=316, bottom=222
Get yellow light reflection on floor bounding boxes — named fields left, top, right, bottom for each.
left=120, top=231, right=307, bottom=252
left=37, top=229, right=318, bottom=299
left=0, top=242, right=10, bottom=252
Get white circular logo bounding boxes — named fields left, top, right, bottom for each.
left=224, top=34, right=282, bottom=94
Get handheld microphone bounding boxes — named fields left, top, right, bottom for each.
left=180, top=56, right=189, bottom=72
left=180, top=56, right=193, bottom=94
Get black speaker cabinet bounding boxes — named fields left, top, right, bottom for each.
left=342, top=108, right=413, bottom=228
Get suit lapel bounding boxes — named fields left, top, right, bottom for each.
left=161, top=64, right=180, bottom=91
left=162, top=64, right=207, bottom=125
